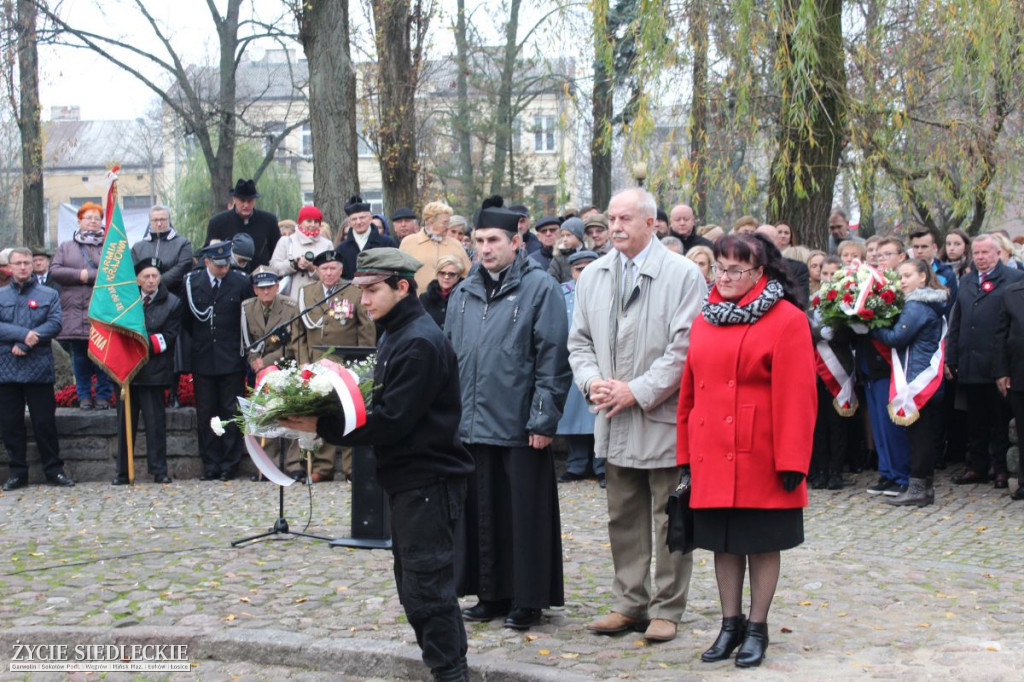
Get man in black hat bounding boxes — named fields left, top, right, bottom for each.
left=184, top=241, right=254, bottom=481
left=337, top=195, right=395, bottom=280
left=204, top=178, right=280, bottom=272
left=509, top=204, right=542, bottom=256
left=280, top=247, right=474, bottom=682
left=113, top=258, right=183, bottom=485
left=30, top=248, right=60, bottom=294
left=391, top=207, right=419, bottom=242
left=446, top=203, right=571, bottom=631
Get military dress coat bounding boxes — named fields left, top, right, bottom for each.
left=242, top=294, right=300, bottom=369
left=295, top=280, right=375, bottom=365
left=183, top=267, right=254, bottom=376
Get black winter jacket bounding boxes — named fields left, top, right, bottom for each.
left=205, top=208, right=280, bottom=271
left=336, top=227, right=396, bottom=281
left=316, top=294, right=474, bottom=494
left=133, top=285, right=183, bottom=387
left=947, top=261, right=1024, bottom=383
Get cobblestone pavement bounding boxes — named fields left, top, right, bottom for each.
left=1, top=469, right=1022, bottom=681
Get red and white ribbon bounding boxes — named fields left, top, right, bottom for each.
left=839, top=259, right=885, bottom=319
left=815, top=341, right=858, bottom=416
left=886, top=320, right=947, bottom=426
left=244, top=434, right=296, bottom=486
left=315, top=358, right=367, bottom=436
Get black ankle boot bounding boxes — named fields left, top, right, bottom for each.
left=735, top=621, right=768, bottom=668
left=701, top=614, right=747, bottom=662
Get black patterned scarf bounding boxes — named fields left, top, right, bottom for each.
left=702, top=279, right=784, bottom=326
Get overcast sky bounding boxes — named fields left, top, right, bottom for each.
left=38, top=0, right=573, bottom=121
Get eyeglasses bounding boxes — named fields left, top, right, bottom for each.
left=711, top=265, right=757, bottom=281
left=537, top=227, right=559, bottom=234
left=151, top=218, right=169, bottom=223
left=437, top=271, right=460, bottom=279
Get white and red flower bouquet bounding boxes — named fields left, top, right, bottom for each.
left=812, top=260, right=903, bottom=331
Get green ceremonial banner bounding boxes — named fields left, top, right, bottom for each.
left=87, top=201, right=149, bottom=385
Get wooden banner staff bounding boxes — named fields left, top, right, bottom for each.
left=123, top=386, right=134, bottom=484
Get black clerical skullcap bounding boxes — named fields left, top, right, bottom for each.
left=478, top=208, right=521, bottom=235
left=344, top=195, right=371, bottom=216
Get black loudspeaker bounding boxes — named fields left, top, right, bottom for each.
left=331, top=445, right=391, bottom=549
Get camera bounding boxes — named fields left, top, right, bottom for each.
left=303, top=251, right=315, bottom=262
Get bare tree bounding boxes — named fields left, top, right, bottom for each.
left=39, top=0, right=305, bottom=215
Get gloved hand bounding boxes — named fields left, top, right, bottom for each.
left=820, top=325, right=834, bottom=341
left=849, top=322, right=869, bottom=335
left=780, top=471, right=805, bottom=492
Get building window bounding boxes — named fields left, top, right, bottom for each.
left=361, top=189, right=383, bottom=214
left=534, top=185, right=557, bottom=215
left=302, top=123, right=312, bottom=157
left=303, top=191, right=315, bottom=205
left=533, top=115, right=556, bottom=153
left=123, top=195, right=153, bottom=210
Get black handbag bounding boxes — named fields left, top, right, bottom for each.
left=666, top=469, right=695, bottom=554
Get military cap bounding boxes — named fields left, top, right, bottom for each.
left=568, top=250, right=600, bottom=266
left=134, top=257, right=162, bottom=275
left=353, top=248, right=423, bottom=286
left=312, top=250, right=341, bottom=267
left=391, top=207, right=416, bottom=221
left=477, top=208, right=521, bottom=235
left=250, top=266, right=280, bottom=287
left=231, top=232, right=255, bottom=260
left=201, top=241, right=232, bottom=265
left=231, top=178, right=260, bottom=199
left=344, top=194, right=371, bottom=216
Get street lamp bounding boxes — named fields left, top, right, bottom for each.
left=632, top=161, right=648, bottom=188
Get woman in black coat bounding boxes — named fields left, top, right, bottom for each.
left=419, top=255, right=465, bottom=327
left=996, top=278, right=1024, bottom=501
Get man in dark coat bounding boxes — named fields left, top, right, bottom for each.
left=131, top=205, right=194, bottom=297
left=446, top=204, right=571, bottom=631
left=204, top=179, right=280, bottom=272
left=281, top=248, right=474, bottom=682
left=947, top=233, right=1024, bottom=488
left=527, top=216, right=560, bottom=271
left=337, top=195, right=396, bottom=280
left=669, top=204, right=712, bottom=253
left=0, top=248, right=74, bottom=490
left=995, top=277, right=1024, bottom=500
left=510, top=204, right=542, bottom=256
left=183, top=241, right=254, bottom=481
left=113, top=258, right=183, bottom=485
left=31, top=248, right=61, bottom=294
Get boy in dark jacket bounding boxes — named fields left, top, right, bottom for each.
left=114, top=258, right=183, bottom=485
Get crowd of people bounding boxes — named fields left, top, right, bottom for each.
left=2, top=178, right=1023, bottom=681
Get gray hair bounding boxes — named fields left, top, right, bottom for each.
left=612, top=187, right=657, bottom=220
left=149, top=204, right=171, bottom=216
left=7, top=247, right=31, bottom=262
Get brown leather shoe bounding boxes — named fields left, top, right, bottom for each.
left=310, top=472, right=334, bottom=483
left=644, top=618, right=677, bottom=642
left=586, top=612, right=648, bottom=635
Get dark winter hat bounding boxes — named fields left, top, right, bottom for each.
left=250, top=266, right=280, bottom=287
left=508, top=204, right=529, bottom=217
left=134, top=257, right=162, bottom=275
left=31, top=247, right=51, bottom=258
left=313, top=250, right=341, bottom=267
left=353, top=248, right=423, bottom=286
left=344, top=195, right=371, bottom=216
left=231, top=232, right=256, bottom=260
left=201, top=241, right=232, bottom=265
left=560, top=217, right=585, bottom=242
left=656, top=209, right=669, bottom=223
left=568, top=250, right=599, bottom=266
left=535, top=216, right=561, bottom=231
left=478, top=208, right=521, bottom=235
left=391, top=207, right=417, bottom=221
left=231, top=179, right=260, bottom=199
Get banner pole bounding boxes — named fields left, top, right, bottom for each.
left=123, top=385, right=134, bottom=484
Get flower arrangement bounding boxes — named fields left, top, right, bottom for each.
left=812, top=260, right=903, bottom=331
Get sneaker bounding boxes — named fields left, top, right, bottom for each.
left=883, top=483, right=909, bottom=497
left=866, top=477, right=895, bottom=495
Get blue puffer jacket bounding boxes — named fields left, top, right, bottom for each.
left=0, top=279, right=63, bottom=384
left=870, top=287, right=947, bottom=402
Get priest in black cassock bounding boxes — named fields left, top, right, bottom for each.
left=204, top=178, right=280, bottom=272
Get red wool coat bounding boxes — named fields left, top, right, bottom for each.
left=677, top=279, right=817, bottom=509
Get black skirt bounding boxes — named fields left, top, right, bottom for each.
left=693, top=507, right=804, bottom=554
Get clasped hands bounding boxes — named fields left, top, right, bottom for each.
left=587, top=378, right=636, bottom=418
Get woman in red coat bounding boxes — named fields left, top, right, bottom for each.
left=677, top=233, right=816, bottom=667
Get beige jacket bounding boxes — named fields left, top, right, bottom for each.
left=399, top=230, right=472, bottom=292
left=567, top=238, right=706, bottom=468
left=242, top=295, right=300, bottom=369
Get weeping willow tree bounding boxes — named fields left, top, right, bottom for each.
left=846, top=0, right=1024, bottom=236
left=171, top=141, right=301, bottom=246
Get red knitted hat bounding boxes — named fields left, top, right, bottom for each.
left=297, top=205, right=323, bottom=223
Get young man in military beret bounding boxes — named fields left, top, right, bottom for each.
left=280, top=247, right=474, bottom=682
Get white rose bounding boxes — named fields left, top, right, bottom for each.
left=309, top=375, right=333, bottom=396
left=209, top=417, right=226, bottom=436
left=267, top=397, right=284, bottom=409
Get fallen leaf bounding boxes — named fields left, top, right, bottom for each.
left=945, top=612, right=955, bottom=619
left=918, top=623, right=930, bottom=628
left=780, top=627, right=793, bottom=633
left=799, top=601, right=812, bottom=606
left=561, top=653, right=579, bottom=659
left=336, top=586, right=349, bottom=592
left=524, top=634, right=539, bottom=642
left=238, top=597, right=250, bottom=603
left=224, top=614, right=236, bottom=621
left=538, top=649, right=550, bottom=656
left=294, top=597, right=307, bottom=604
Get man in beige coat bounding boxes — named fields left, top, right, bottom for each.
left=568, top=187, right=706, bottom=643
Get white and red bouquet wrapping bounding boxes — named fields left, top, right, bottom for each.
left=210, top=357, right=375, bottom=485
left=812, top=260, right=903, bottom=331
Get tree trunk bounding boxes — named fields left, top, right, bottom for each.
left=298, top=0, right=360, bottom=225
left=688, top=0, right=708, bottom=223
left=207, top=0, right=241, bottom=214
left=454, top=0, right=475, bottom=213
left=591, top=0, right=613, bottom=212
left=371, top=0, right=424, bottom=217
left=766, top=0, right=846, bottom=252
left=15, top=0, right=43, bottom=247
left=489, top=0, right=521, bottom=197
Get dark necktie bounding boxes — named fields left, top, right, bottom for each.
left=212, top=278, right=220, bottom=298
left=143, top=295, right=152, bottom=307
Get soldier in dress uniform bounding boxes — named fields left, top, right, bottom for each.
left=293, top=250, right=375, bottom=481
left=184, top=241, right=254, bottom=481
left=113, top=258, right=183, bottom=485
left=242, top=266, right=300, bottom=481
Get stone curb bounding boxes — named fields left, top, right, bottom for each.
left=0, top=626, right=593, bottom=682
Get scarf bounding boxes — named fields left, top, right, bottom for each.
left=298, top=226, right=321, bottom=239
left=702, top=278, right=784, bottom=326
left=74, top=230, right=105, bottom=246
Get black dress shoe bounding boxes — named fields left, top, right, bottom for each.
left=111, top=476, right=131, bottom=486
left=598, top=474, right=607, bottom=489
left=701, top=614, right=747, bottom=662
left=993, top=473, right=1009, bottom=489
left=462, top=599, right=511, bottom=622
left=154, top=475, right=172, bottom=484
left=504, top=607, right=542, bottom=630
left=3, top=476, right=28, bottom=491
left=219, top=472, right=236, bottom=482
left=1011, top=486, right=1024, bottom=501
left=199, top=472, right=220, bottom=481
left=953, top=469, right=990, bottom=485
left=735, top=621, right=769, bottom=668
left=48, top=472, right=75, bottom=487
left=558, top=471, right=586, bottom=483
